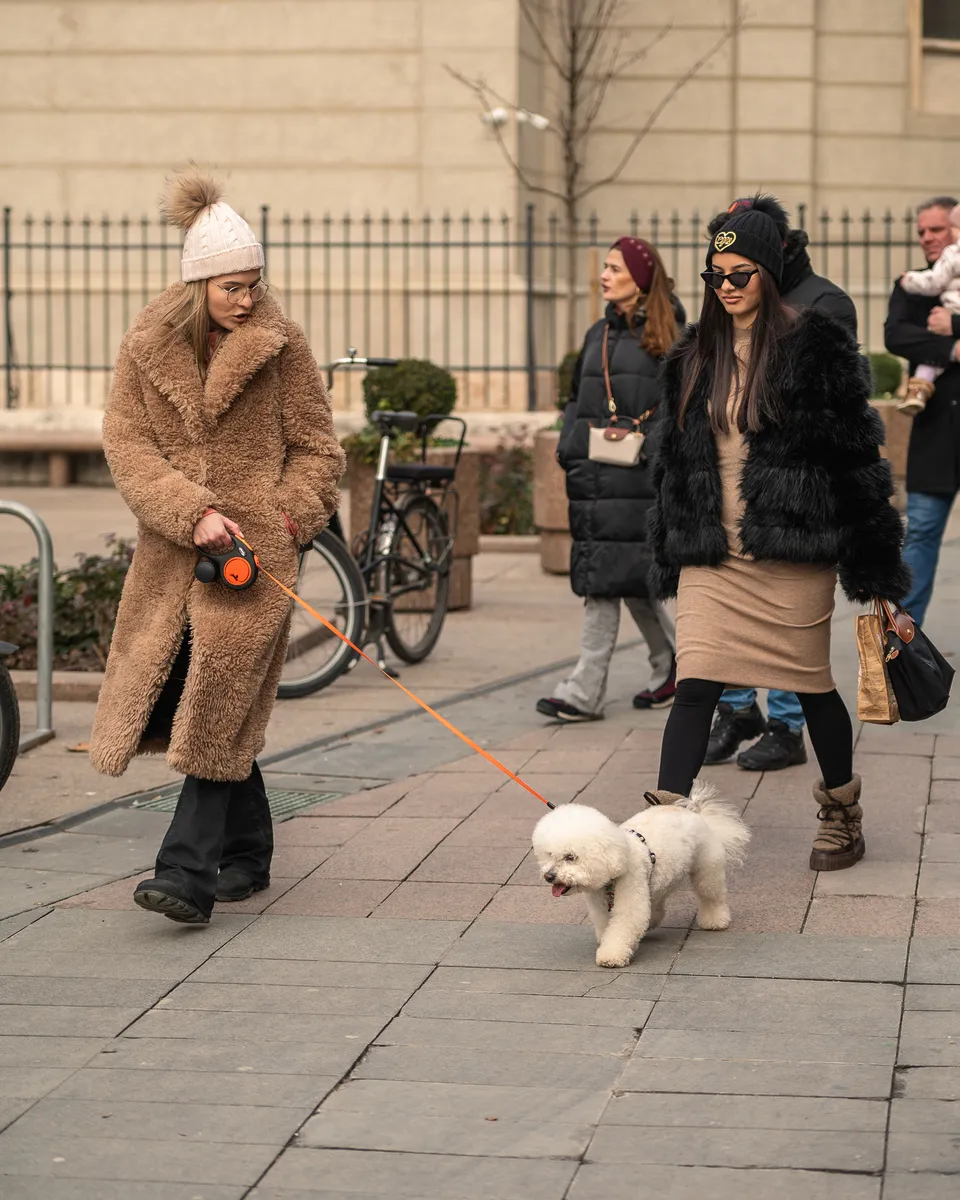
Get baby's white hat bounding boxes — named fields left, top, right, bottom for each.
left=160, top=166, right=264, bottom=282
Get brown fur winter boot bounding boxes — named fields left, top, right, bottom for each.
left=644, top=790, right=686, bottom=806
left=809, top=775, right=865, bottom=871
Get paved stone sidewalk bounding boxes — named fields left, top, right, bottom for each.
left=0, top=507, right=958, bottom=1196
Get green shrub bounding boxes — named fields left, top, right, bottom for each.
left=557, top=349, right=580, bottom=410
left=479, top=430, right=535, bottom=536
left=0, top=535, right=134, bottom=671
left=340, top=425, right=421, bottom=467
left=362, top=358, right=457, bottom=422
left=869, top=351, right=903, bottom=398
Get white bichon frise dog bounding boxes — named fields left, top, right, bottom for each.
left=531, top=783, right=750, bottom=968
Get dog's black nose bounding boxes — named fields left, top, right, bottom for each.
left=544, top=871, right=556, bottom=883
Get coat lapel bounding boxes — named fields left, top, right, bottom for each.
left=203, top=295, right=288, bottom=425
left=123, top=287, right=289, bottom=439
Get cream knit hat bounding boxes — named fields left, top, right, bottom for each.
left=160, top=166, right=264, bottom=282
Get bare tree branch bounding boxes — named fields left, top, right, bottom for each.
left=519, top=0, right=567, bottom=80
left=577, top=23, right=672, bottom=142
left=576, top=17, right=744, bottom=201
left=442, top=64, right=567, bottom=204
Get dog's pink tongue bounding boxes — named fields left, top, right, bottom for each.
left=551, top=883, right=569, bottom=898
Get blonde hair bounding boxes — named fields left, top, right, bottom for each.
left=154, top=280, right=211, bottom=377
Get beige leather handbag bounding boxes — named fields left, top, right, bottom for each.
left=588, top=325, right=655, bottom=467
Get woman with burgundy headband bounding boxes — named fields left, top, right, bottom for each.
left=537, top=236, right=683, bottom=723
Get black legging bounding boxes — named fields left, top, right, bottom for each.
left=658, top=678, right=854, bottom=796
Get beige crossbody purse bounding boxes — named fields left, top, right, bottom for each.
left=588, top=326, right=656, bottom=467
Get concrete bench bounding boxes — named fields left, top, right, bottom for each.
left=0, top=431, right=104, bottom=487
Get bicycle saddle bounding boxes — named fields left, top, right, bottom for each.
left=370, top=410, right=421, bottom=433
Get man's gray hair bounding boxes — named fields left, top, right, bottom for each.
left=917, top=195, right=959, bottom=215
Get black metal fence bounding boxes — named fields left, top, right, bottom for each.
left=1, top=203, right=923, bottom=413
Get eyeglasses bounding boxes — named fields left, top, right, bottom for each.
left=212, top=280, right=269, bottom=304
left=701, top=268, right=759, bottom=291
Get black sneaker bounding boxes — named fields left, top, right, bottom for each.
left=703, top=701, right=767, bottom=765
left=133, top=879, right=209, bottom=924
left=536, top=697, right=601, bottom=722
left=216, top=868, right=270, bottom=903
left=633, top=659, right=677, bottom=710
left=737, top=719, right=808, bottom=771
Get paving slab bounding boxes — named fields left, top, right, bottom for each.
left=0, top=1095, right=36, bottom=1131
left=813, top=860, right=918, bottom=897
left=897, top=1009, right=960, bottom=1066
left=0, top=908, right=53, bottom=942
left=258, top=1146, right=578, bottom=1199
left=0, top=1129, right=280, bottom=1184
left=601, top=1091, right=887, bottom=1130
left=672, top=931, right=909, bottom=981
left=1, top=908, right=256, bottom=956
left=319, top=1077, right=609, bottom=1123
left=0, top=1037, right=108, bottom=1069
left=0, top=870, right=119, bottom=918
left=10, top=1096, right=310, bottom=1144
left=0, top=947, right=211, bottom=980
left=158, top=981, right=413, bottom=1018
left=907, top=937, right=960, bottom=983
left=0, top=1067, right=79, bottom=1100
left=893, top=1067, right=960, bottom=1100
left=0, top=834, right=155, bottom=875
left=89, top=1036, right=365, bottom=1077
left=0, top=1004, right=147, bottom=1038
left=423, top=965, right=666, bottom=999
left=645, top=996, right=902, bottom=1037
left=883, top=1178, right=960, bottom=1200
left=568, top=1163, right=881, bottom=1200
left=371, top=880, right=498, bottom=919
left=0, top=976, right=170, bottom=1008
left=265, top=877, right=398, bottom=917
left=617, top=1056, right=893, bottom=1098
left=803, top=896, right=916, bottom=937
left=123, top=1008, right=387, bottom=1046
left=375, top=1014, right=637, bottom=1056
left=0, top=1184, right=245, bottom=1200
left=50, top=1067, right=338, bottom=1108
left=918, top=861, right=960, bottom=897
left=213, top=916, right=467, bottom=963
left=904, top=983, right=960, bottom=1009
left=401, top=988, right=655, bottom=1027
left=634, top=1027, right=898, bottom=1066
left=189, top=958, right=431, bottom=991
left=439, top=921, right=685, bottom=972
left=886, top=1132, right=960, bottom=1172
left=298, top=1108, right=592, bottom=1158
left=587, top=1124, right=884, bottom=1171
left=408, top=844, right=528, bottom=883
left=352, top=1044, right=627, bottom=1090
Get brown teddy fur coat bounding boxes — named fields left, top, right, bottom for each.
left=89, top=287, right=345, bottom=782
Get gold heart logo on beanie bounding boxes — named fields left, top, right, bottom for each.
left=714, top=231, right=737, bottom=252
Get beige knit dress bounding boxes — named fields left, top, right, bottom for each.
left=675, top=325, right=837, bottom=693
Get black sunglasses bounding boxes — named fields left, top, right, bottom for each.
left=701, top=268, right=759, bottom=290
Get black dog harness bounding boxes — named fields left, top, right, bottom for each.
left=604, top=829, right=656, bottom=911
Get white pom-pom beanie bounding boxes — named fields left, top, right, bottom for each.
left=180, top=200, right=264, bottom=282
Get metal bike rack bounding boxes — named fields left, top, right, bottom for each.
left=0, top=500, right=55, bottom=751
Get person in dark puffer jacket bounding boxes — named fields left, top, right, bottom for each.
left=536, top=237, right=683, bottom=722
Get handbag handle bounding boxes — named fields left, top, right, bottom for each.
left=602, top=324, right=657, bottom=429
left=874, top=598, right=915, bottom=644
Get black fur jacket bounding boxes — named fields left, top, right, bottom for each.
left=647, top=308, right=910, bottom=604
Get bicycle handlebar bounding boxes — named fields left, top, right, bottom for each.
left=325, top=348, right=400, bottom=389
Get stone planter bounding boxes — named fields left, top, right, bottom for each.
left=870, top=399, right=909, bottom=510
left=344, top=446, right=480, bottom=611
left=533, top=428, right=570, bottom=575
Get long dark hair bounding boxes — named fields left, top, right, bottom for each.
left=677, top=265, right=794, bottom=433
left=636, top=244, right=679, bottom=359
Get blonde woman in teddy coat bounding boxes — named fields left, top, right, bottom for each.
left=89, top=169, right=345, bottom=924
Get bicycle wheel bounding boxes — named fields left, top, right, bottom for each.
left=0, top=663, right=20, bottom=794
left=384, top=493, right=452, bottom=664
left=277, top=528, right=367, bottom=699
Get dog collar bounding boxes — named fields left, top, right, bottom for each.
left=626, top=828, right=656, bottom=866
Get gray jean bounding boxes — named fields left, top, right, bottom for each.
left=553, top=596, right=676, bottom=716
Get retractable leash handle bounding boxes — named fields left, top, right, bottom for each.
left=194, top=534, right=260, bottom=591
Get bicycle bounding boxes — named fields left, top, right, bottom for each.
left=278, top=351, right=465, bottom=698
left=0, top=642, right=20, bottom=793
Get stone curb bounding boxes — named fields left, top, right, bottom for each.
left=11, top=670, right=103, bottom=703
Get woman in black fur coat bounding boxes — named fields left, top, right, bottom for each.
left=536, top=237, right=682, bottom=722
left=647, top=202, right=909, bottom=872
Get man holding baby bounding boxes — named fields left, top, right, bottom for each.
left=884, top=195, right=960, bottom=626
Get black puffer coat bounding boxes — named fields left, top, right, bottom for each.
left=558, top=300, right=684, bottom=597
left=648, top=308, right=910, bottom=605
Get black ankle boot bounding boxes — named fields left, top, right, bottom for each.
left=703, top=702, right=766, bottom=765
left=737, top=719, right=808, bottom=772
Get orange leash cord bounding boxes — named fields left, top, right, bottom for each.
left=259, top=565, right=555, bottom=809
